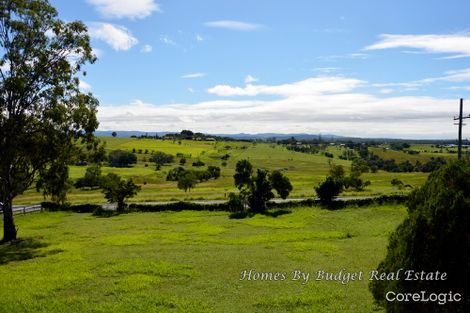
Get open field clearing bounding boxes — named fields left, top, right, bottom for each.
left=14, top=138, right=432, bottom=204
left=0, top=205, right=406, bottom=312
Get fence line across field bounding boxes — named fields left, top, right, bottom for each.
left=0, top=205, right=43, bottom=216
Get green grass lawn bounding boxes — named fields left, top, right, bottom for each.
left=14, top=137, right=433, bottom=204
left=0, top=205, right=406, bottom=312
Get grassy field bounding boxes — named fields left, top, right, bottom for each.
left=14, top=137, right=435, bottom=205
left=0, top=204, right=406, bottom=312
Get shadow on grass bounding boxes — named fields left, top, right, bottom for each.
left=0, top=238, right=63, bottom=265
left=92, top=208, right=122, bottom=218
left=229, top=209, right=292, bottom=219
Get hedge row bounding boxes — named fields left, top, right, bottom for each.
left=41, top=194, right=409, bottom=214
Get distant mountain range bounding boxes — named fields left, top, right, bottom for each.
left=94, top=130, right=342, bottom=140
left=94, top=130, right=461, bottom=143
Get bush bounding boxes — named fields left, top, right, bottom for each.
left=166, top=167, right=187, bottom=181
left=153, top=151, right=174, bottom=170
left=108, top=150, right=137, bottom=167
left=192, top=160, right=205, bottom=167
left=315, top=176, right=343, bottom=203
left=370, top=159, right=470, bottom=313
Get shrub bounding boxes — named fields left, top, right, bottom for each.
left=101, top=173, right=141, bottom=212
left=192, top=160, right=205, bottom=167
left=315, top=176, right=343, bottom=203
left=108, top=150, right=137, bottom=167
left=370, top=159, right=470, bottom=313
left=166, top=167, right=187, bottom=181
left=207, top=166, right=221, bottom=179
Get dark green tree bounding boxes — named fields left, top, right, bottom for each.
left=101, top=173, right=141, bottom=212
left=111, top=131, right=117, bottom=137
left=233, top=160, right=293, bottom=213
left=74, top=165, right=103, bottom=189
left=370, top=159, right=470, bottom=313
left=0, top=0, right=99, bottom=242
left=108, top=150, right=137, bottom=167
left=270, top=170, right=293, bottom=199
left=234, top=159, right=253, bottom=189
left=153, top=151, right=174, bottom=170
left=248, top=169, right=275, bottom=213
left=207, top=166, right=221, bottom=179
left=177, top=171, right=197, bottom=192
left=315, top=176, right=342, bottom=203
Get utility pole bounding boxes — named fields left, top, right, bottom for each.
left=454, top=98, right=470, bottom=159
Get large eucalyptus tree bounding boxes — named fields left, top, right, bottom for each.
left=0, top=0, right=99, bottom=242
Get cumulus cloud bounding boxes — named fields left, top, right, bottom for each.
left=182, top=73, right=205, bottom=79
left=97, top=76, right=460, bottom=138
left=87, top=0, right=160, bottom=19
left=208, top=77, right=366, bottom=97
left=365, top=33, right=470, bottom=58
left=204, top=20, right=262, bottom=31
left=89, top=23, right=138, bottom=51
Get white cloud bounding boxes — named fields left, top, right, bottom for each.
left=89, top=23, right=138, bottom=51
left=208, top=77, right=366, bottom=97
left=141, top=44, right=153, bottom=53
left=196, top=34, right=204, bottom=42
left=373, top=68, right=470, bottom=91
left=204, top=20, right=262, bottom=31
left=160, top=35, right=175, bottom=45
left=182, top=73, right=205, bottom=79
left=79, top=80, right=92, bottom=92
left=96, top=75, right=466, bottom=138
left=87, top=0, right=160, bottom=19
left=365, top=33, right=470, bottom=58
left=245, top=75, right=259, bottom=84
left=97, top=94, right=459, bottom=139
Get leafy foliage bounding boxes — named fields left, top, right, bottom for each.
left=101, top=173, right=141, bottom=212
left=153, top=151, right=174, bottom=170
left=177, top=171, right=198, bottom=192
left=0, top=0, right=99, bottom=241
left=233, top=160, right=293, bottom=213
left=234, top=159, right=253, bottom=189
left=74, top=165, right=104, bottom=189
left=270, top=170, right=293, bottom=199
left=108, top=150, right=137, bottom=167
left=370, top=159, right=470, bottom=313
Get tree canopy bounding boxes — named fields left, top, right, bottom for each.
left=0, top=0, right=99, bottom=242
left=370, top=159, right=470, bottom=313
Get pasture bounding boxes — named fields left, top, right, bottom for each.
left=0, top=204, right=406, bottom=312
left=14, top=137, right=436, bottom=205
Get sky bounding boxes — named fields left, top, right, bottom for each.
left=49, top=0, right=470, bottom=139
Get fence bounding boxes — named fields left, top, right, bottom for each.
left=0, top=205, right=43, bottom=216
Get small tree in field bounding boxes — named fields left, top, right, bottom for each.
left=101, top=173, right=141, bottom=212
left=315, top=163, right=345, bottom=203
left=370, top=159, right=470, bottom=313
left=233, top=160, right=293, bottom=213
left=0, top=0, right=99, bottom=242
left=177, top=171, right=197, bottom=192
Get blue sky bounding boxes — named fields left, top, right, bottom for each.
left=50, top=0, right=470, bottom=138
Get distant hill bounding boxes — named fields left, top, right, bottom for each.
left=95, top=131, right=342, bottom=141
left=94, top=130, right=462, bottom=144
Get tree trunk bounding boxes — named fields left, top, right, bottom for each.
left=117, top=200, right=124, bottom=212
left=2, top=197, right=17, bottom=243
